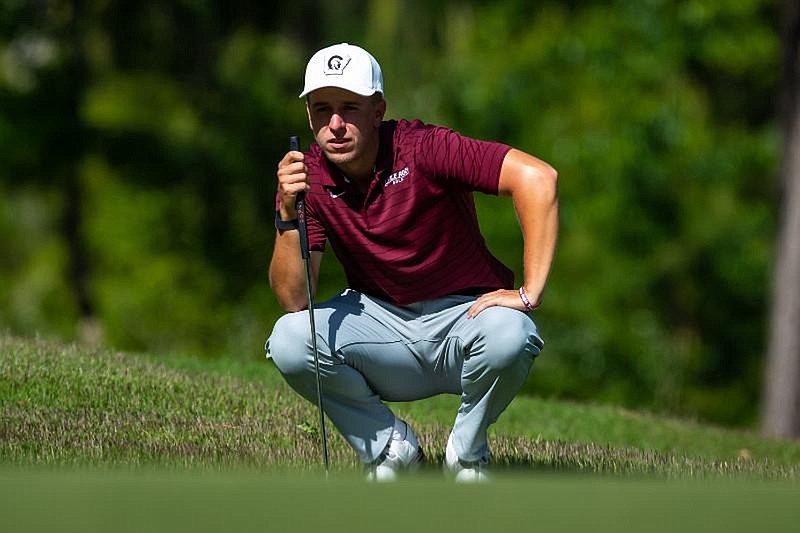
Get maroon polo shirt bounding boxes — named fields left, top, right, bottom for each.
left=284, top=119, right=514, bottom=306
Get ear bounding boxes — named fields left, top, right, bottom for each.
left=374, top=98, right=386, bottom=127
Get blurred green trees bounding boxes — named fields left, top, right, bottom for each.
left=0, top=0, right=782, bottom=427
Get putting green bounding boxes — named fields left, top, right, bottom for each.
left=1, top=469, right=797, bottom=533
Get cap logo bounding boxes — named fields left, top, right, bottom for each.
left=323, top=53, right=351, bottom=75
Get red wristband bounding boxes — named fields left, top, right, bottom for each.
left=518, top=286, right=536, bottom=312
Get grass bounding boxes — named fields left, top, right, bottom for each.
left=2, top=332, right=800, bottom=533
left=1, top=469, right=798, bottom=533
left=1, top=332, right=799, bottom=479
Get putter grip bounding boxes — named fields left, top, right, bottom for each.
left=289, top=136, right=310, bottom=260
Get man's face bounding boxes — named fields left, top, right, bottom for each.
left=306, top=87, right=385, bottom=169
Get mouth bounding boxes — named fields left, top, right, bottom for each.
left=327, top=138, right=352, bottom=151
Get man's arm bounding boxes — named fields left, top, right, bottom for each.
left=269, top=149, right=324, bottom=312
left=269, top=232, right=323, bottom=312
left=467, top=148, right=559, bottom=318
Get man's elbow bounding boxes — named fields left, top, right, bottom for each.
left=537, top=166, right=557, bottom=196
left=282, top=300, right=309, bottom=313
left=269, top=277, right=309, bottom=312
left=543, top=163, right=558, bottom=185
left=274, top=290, right=309, bottom=313
left=521, top=162, right=558, bottom=200
left=500, top=150, right=558, bottom=197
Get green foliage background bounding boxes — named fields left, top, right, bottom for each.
left=0, top=0, right=782, bottom=427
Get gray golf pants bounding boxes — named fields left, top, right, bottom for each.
left=266, top=289, right=544, bottom=463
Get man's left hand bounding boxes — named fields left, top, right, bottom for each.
left=467, top=289, right=530, bottom=319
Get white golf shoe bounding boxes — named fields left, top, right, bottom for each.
left=443, top=433, right=490, bottom=482
left=365, top=418, right=424, bottom=482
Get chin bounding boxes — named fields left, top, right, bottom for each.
left=325, top=148, right=359, bottom=166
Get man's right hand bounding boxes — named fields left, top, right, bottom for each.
left=276, top=149, right=309, bottom=221
left=271, top=148, right=322, bottom=311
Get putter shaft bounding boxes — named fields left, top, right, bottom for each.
left=291, top=135, right=330, bottom=475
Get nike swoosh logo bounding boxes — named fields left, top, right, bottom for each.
left=329, top=190, right=347, bottom=199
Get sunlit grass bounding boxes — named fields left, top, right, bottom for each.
left=1, top=333, right=799, bottom=479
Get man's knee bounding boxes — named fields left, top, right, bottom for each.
left=472, top=308, right=543, bottom=371
left=267, top=312, right=313, bottom=377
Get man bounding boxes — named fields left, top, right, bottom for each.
left=266, top=43, right=558, bottom=481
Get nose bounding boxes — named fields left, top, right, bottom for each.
left=328, top=113, right=345, bottom=133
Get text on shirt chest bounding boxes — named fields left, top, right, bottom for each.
left=384, top=166, right=409, bottom=187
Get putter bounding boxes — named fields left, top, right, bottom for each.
left=291, top=135, right=330, bottom=475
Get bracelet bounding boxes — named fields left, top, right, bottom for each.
left=518, top=286, right=537, bottom=312
left=274, top=210, right=299, bottom=231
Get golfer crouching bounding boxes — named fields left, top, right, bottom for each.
left=266, top=43, right=558, bottom=481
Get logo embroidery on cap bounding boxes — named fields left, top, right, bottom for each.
left=324, top=54, right=351, bottom=76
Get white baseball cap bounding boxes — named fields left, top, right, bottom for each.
left=299, top=43, right=383, bottom=98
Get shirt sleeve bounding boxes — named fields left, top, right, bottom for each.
left=304, top=193, right=327, bottom=253
left=414, top=122, right=511, bottom=195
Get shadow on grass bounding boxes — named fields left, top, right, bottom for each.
left=410, top=437, right=800, bottom=481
